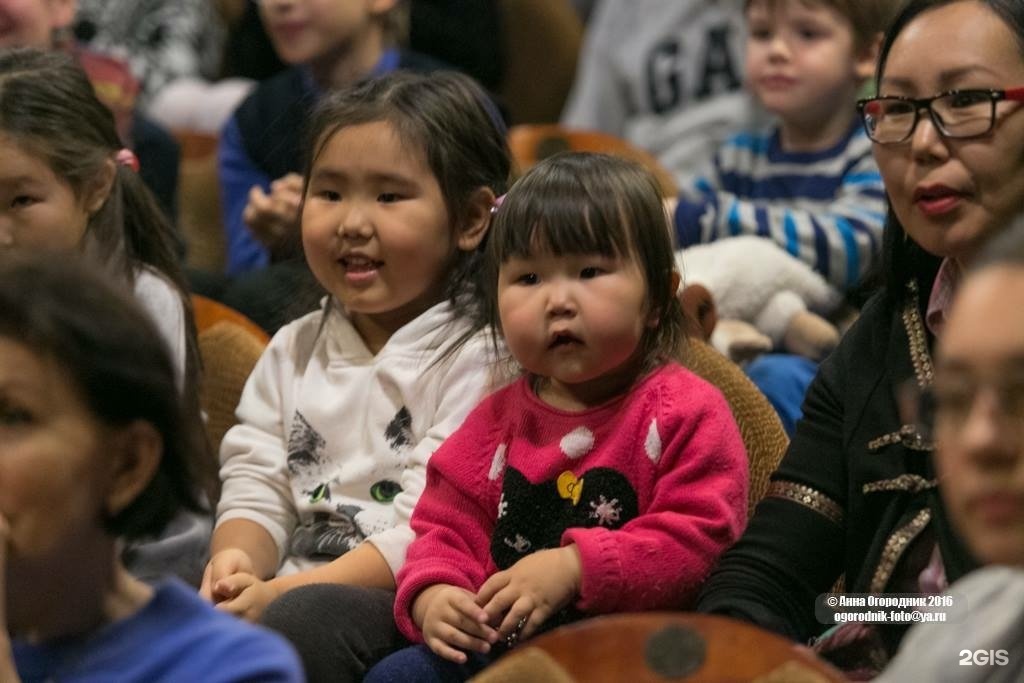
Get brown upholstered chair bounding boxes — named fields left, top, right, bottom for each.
left=193, top=295, right=269, bottom=452
left=680, top=338, right=790, bottom=519
left=472, top=613, right=846, bottom=683
left=506, top=124, right=678, bottom=197
left=193, top=293, right=269, bottom=343
left=174, top=129, right=226, bottom=273
left=495, top=0, right=583, bottom=124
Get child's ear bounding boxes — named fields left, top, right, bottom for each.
left=854, top=32, right=883, bottom=83
left=104, top=420, right=162, bottom=518
left=82, top=158, right=116, bottom=216
left=457, top=186, right=498, bottom=252
left=647, top=271, right=683, bottom=327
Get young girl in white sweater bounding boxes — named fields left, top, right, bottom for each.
left=201, top=70, right=511, bottom=681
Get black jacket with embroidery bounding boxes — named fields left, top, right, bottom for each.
left=696, top=271, right=977, bottom=643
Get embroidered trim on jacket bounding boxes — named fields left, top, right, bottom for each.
left=867, top=424, right=933, bottom=452
left=868, top=287, right=935, bottom=455
left=869, top=508, right=931, bottom=593
left=766, top=481, right=844, bottom=526
left=903, top=280, right=934, bottom=388
left=863, top=475, right=937, bottom=495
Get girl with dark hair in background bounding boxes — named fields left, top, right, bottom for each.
left=0, top=48, right=214, bottom=585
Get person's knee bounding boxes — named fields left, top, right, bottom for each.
left=260, top=584, right=402, bottom=683
left=259, top=585, right=319, bottom=635
left=261, top=583, right=375, bottom=636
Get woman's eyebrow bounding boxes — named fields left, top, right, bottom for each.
left=880, top=65, right=1002, bottom=92
left=937, top=354, right=1024, bottom=374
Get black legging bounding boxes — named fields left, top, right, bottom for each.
left=260, top=584, right=409, bottom=683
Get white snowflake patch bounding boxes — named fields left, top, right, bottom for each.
left=497, top=493, right=509, bottom=519
left=589, top=495, right=622, bottom=527
left=645, top=419, right=662, bottom=463
left=488, top=443, right=507, bottom=481
left=560, top=427, right=595, bottom=460
left=503, top=534, right=532, bottom=553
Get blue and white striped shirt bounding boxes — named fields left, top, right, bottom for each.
left=674, top=122, right=886, bottom=291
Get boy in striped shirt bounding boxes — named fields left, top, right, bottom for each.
left=674, top=0, right=892, bottom=292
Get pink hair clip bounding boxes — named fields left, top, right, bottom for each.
left=490, top=193, right=506, bottom=215
left=115, top=148, right=140, bottom=173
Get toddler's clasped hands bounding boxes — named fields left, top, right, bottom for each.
left=413, top=545, right=582, bottom=663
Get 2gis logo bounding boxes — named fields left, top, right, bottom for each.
left=959, top=649, right=1010, bottom=666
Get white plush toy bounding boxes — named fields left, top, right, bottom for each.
left=676, top=236, right=843, bottom=362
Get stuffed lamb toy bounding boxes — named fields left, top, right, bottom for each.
left=676, top=236, right=843, bottom=362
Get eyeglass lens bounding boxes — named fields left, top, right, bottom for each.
left=929, top=375, right=1024, bottom=434
left=864, top=92, right=995, bottom=143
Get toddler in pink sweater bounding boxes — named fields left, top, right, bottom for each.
left=366, top=152, right=749, bottom=681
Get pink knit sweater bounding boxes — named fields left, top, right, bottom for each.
left=394, top=363, right=748, bottom=641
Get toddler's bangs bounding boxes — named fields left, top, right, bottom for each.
left=491, top=178, right=632, bottom=263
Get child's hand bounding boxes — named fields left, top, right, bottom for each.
left=211, top=572, right=282, bottom=622
left=413, top=584, right=498, bottom=663
left=475, top=546, right=582, bottom=642
left=242, top=173, right=304, bottom=250
left=200, top=548, right=256, bottom=603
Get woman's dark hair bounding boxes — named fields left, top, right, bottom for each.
left=868, top=0, right=1024, bottom=307
left=481, top=152, right=685, bottom=373
left=877, top=0, right=1024, bottom=75
left=0, top=48, right=214, bottom=495
left=303, top=69, right=510, bottom=310
left=0, top=251, right=204, bottom=539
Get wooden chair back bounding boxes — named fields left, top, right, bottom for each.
left=473, top=613, right=846, bottom=682
left=507, top=124, right=678, bottom=197
left=192, top=295, right=269, bottom=451
left=681, top=339, right=789, bottom=518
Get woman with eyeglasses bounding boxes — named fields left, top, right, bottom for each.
left=878, top=218, right=1024, bottom=681
left=696, top=0, right=1024, bottom=676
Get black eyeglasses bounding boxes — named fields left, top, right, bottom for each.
left=857, top=87, right=1024, bottom=144
left=899, top=375, right=1024, bottom=443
